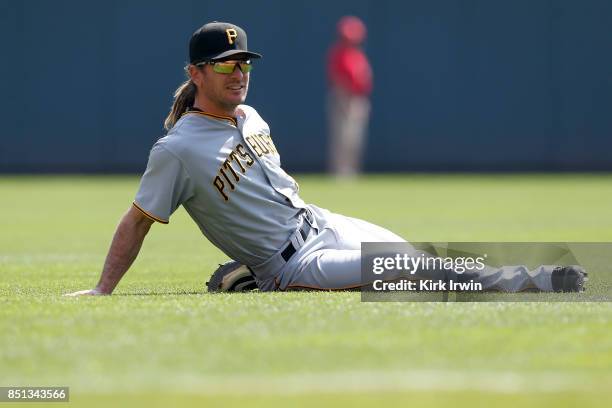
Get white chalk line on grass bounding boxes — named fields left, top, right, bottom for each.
left=73, top=369, right=606, bottom=395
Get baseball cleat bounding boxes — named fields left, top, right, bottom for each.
left=551, top=265, right=588, bottom=292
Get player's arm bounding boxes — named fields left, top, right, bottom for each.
left=64, top=205, right=154, bottom=296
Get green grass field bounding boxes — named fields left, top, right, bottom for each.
left=1, top=174, right=611, bottom=407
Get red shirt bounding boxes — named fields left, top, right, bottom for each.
left=327, top=43, right=373, bottom=96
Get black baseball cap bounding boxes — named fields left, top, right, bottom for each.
left=189, top=21, right=262, bottom=64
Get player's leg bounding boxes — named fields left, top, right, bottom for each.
left=326, top=211, right=406, bottom=247
left=318, top=212, right=572, bottom=292
left=281, top=246, right=581, bottom=292
left=454, top=264, right=554, bottom=292
left=327, top=88, right=343, bottom=174
left=280, top=212, right=581, bottom=292
left=276, top=213, right=407, bottom=290
left=283, top=247, right=363, bottom=290
left=328, top=88, right=355, bottom=176
left=343, top=96, right=370, bottom=174
left=465, top=264, right=586, bottom=292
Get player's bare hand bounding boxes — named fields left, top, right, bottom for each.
left=63, top=288, right=108, bottom=297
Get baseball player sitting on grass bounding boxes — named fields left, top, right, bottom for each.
left=65, top=22, right=586, bottom=296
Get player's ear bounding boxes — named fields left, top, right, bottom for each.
left=188, top=64, right=204, bottom=86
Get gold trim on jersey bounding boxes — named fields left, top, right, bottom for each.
left=181, top=110, right=238, bottom=127
left=132, top=202, right=169, bottom=224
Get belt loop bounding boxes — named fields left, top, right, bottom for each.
left=303, top=207, right=315, bottom=229
left=293, top=227, right=304, bottom=247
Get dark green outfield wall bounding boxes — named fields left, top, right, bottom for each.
left=1, top=0, right=610, bottom=172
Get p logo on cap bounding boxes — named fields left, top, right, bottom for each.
left=189, top=21, right=262, bottom=64
left=226, top=28, right=238, bottom=45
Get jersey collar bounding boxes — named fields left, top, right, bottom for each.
left=182, top=107, right=238, bottom=127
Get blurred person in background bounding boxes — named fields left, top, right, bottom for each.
left=327, top=16, right=373, bottom=178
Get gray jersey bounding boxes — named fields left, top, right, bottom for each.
left=134, top=105, right=306, bottom=266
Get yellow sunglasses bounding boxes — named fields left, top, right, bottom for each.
left=196, top=60, right=253, bottom=74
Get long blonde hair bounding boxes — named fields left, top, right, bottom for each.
left=164, top=67, right=197, bottom=131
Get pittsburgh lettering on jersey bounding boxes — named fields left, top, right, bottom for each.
left=212, top=135, right=279, bottom=201
left=212, top=143, right=255, bottom=201
left=245, top=133, right=278, bottom=157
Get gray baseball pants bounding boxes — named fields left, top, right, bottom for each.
left=254, top=205, right=554, bottom=292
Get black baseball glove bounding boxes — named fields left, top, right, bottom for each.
left=206, top=260, right=259, bottom=292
